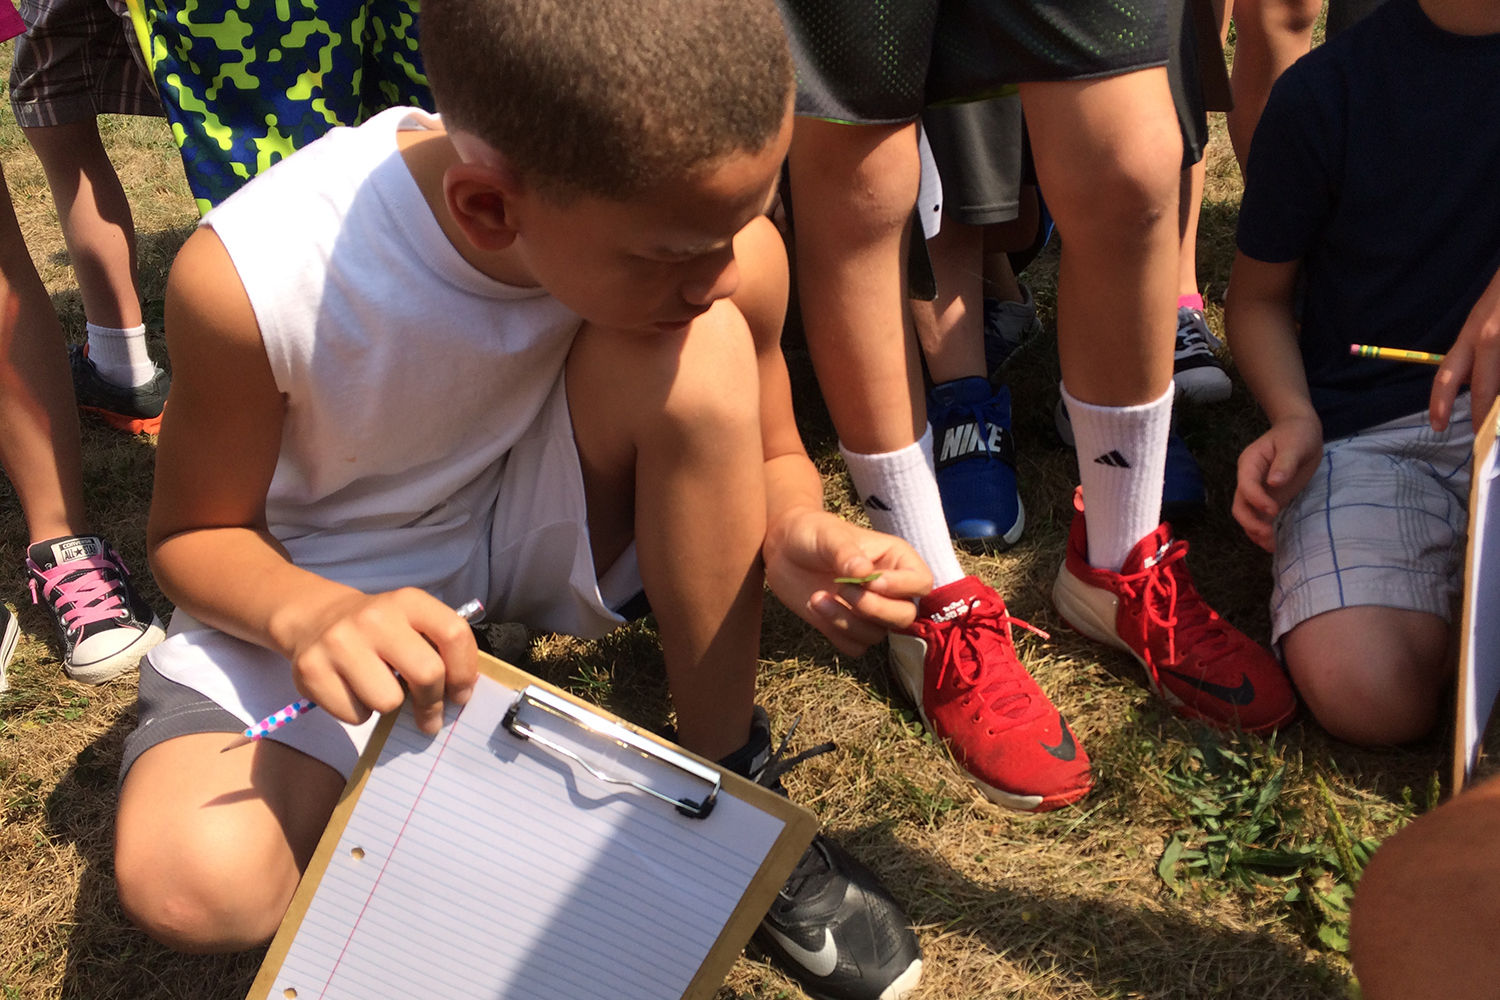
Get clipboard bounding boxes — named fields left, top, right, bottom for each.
left=1453, top=395, right=1500, bottom=792
left=246, top=652, right=818, bottom=1000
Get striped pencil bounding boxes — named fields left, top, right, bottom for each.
left=239, top=597, right=486, bottom=742
left=1350, top=344, right=1446, bottom=365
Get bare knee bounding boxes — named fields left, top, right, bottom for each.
left=116, top=813, right=300, bottom=953
left=1283, top=607, right=1450, bottom=745
left=788, top=120, right=919, bottom=246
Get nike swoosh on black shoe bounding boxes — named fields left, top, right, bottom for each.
left=1039, top=714, right=1077, bottom=761
left=1162, top=669, right=1256, bottom=706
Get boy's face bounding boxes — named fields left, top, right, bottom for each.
left=496, top=111, right=793, bottom=335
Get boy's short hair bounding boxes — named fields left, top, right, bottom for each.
left=421, top=0, right=793, bottom=201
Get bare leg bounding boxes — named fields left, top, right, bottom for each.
left=1350, top=774, right=1500, bottom=1000
left=115, top=733, right=345, bottom=951
left=22, top=121, right=143, bottom=329
left=1226, top=0, right=1322, bottom=172
left=911, top=217, right=985, bottom=385
left=1179, top=160, right=1207, bottom=299
left=1021, top=71, right=1181, bottom=408
left=1281, top=605, right=1451, bottom=745
left=788, top=119, right=924, bottom=454
left=565, top=221, right=788, bottom=762
left=0, top=167, right=91, bottom=543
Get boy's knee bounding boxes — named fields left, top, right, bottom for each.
left=1283, top=609, right=1448, bottom=745
left=116, top=817, right=297, bottom=953
left=790, top=120, right=920, bottom=243
left=657, top=310, right=760, bottom=437
left=1043, top=127, right=1180, bottom=238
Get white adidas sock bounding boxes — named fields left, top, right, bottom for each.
left=840, top=426, right=966, bottom=588
left=1062, top=381, right=1173, bottom=572
left=85, top=322, right=158, bottom=387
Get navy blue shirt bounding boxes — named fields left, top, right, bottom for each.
left=1236, top=0, right=1500, bottom=440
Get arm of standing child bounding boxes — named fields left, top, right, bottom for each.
left=1225, top=252, right=1325, bottom=552
left=147, top=227, right=476, bottom=734
left=1431, top=263, right=1500, bottom=434
left=732, top=217, right=932, bottom=654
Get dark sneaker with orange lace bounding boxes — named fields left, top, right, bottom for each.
left=69, top=344, right=169, bottom=434
left=27, top=534, right=165, bottom=684
left=889, top=576, right=1093, bottom=813
left=1051, top=491, right=1297, bottom=733
left=732, top=709, right=922, bottom=1000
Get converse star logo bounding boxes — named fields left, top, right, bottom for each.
left=929, top=597, right=978, bottom=623
left=863, top=494, right=893, bottom=512
left=51, top=536, right=101, bottom=565
left=1093, top=450, right=1131, bottom=468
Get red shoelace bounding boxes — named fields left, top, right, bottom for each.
left=933, top=601, right=1050, bottom=730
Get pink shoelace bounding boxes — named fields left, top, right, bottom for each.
left=28, top=553, right=131, bottom=632
left=934, top=600, right=1050, bottom=728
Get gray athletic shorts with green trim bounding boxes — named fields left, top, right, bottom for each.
left=776, top=0, right=1169, bottom=124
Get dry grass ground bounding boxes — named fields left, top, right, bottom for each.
left=0, top=39, right=1479, bottom=1000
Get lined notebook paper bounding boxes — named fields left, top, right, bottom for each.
left=1457, top=397, right=1500, bottom=789
left=259, top=674, right=788, bottom=1000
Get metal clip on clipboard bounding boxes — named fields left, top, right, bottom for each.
left=502, top=685, right=721, bottom=819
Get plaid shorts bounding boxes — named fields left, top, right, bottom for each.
left=9, top=0, right=161, bottom=127
left=1271, top=394, right=1474, bottom=645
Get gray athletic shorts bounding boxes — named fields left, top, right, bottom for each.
left=921, top=94, right=1025, bottom=227
left=1270, top=394, right=1473, bottom=647
left=9, top=0, right=163, bottom=126
left=117, top=657, right=243, bottom=788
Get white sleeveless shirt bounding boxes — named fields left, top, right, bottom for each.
left=146, top=108, right=587, bottom=772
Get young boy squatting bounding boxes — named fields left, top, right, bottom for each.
left=113, top=3, right=930, bottom=997
left=1227, top=0, right=1500, bottom=745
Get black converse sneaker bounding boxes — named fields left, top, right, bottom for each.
left=1172, top=307, right=1231, bottom=403
left=0, top=605, right=19, bottom=694
left=725, top=710, right=923, bottom=1000
left=26, top=535, right=165, bottom=684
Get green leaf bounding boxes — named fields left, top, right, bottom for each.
left=1158, top=836, right=1186, bottom=889
left=1317, top=922, right=1350, bottom=952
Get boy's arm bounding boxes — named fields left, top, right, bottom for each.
left=1224, top=251, right=1325, bottom=552
left=148, top=228, right=475, bottom=733
left=1432, top=263, right=1500, bottom=433
left=732, top=218, right=931, bottom=654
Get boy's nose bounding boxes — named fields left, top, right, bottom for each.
left=681, top=253, right=739, bottom=306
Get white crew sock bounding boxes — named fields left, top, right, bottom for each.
left=85, top=322, right=158, bottom=388
left=1062, top=381, right=1173, bottom=572
left=840, top=426, right=966, bottom=588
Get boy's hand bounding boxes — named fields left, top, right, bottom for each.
left=1432, top=265, right=1500, bottom=433
left=1232, top=414, right=1324, bottom=552
left=764, top=509, right=933, bottom=656
left=282, top=588, right=479, bottom=735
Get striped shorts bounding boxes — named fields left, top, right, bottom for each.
left=9, top=0, right=161, bottom=127
left=1271, top=394, right=1473, bottom=646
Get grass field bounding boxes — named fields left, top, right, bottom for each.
left=0, top=41, right=1471, bottom=1000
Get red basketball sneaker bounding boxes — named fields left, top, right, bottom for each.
left=1051, top=491, right=1297, bottom=734
left=890, top=576, right=1093, bottom=813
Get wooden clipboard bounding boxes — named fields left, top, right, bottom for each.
left=1453, top=395, right=1500, bottom=793
left=246, top=652, right=818, bottom=1000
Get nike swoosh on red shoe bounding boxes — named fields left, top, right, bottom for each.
left=1162, top=669, right=1256, bottom=706
left=1039, top=714, right=1077, bottom=761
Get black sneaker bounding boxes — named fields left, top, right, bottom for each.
left=0, top=605, right=19, bottom=694
left=26, top=535, right=165, bottom=684
left=727, top=710, right=923, bottom=1000
left=69, top=344, right=169, bottom=434
left=1172, top=308, right=1231, bottom=404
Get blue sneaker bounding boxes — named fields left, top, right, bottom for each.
left=1052, top=398, right=1207, bottom=527
left=929, top=377, right=1025, bottom=552
left=982, top=284, right=1041, bottom=374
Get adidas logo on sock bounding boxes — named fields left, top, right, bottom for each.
left=864, top=495, right=893, bottom=512
left=1093, top=450, right=1131, bottom=468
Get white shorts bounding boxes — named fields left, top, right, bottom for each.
left=1271, top=394, right=1472, bottom=646
left=143, top=375, right=643, bottom=778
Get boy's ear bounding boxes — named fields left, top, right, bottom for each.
left=443, top=162, right=522, bottom=251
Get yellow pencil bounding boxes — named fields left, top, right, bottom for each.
left=1350, top=344, right=1446, bottom=365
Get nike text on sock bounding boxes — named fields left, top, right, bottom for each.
left=1061, top=381, right=1173, bottom=573
left=85, top=321, right=158, bottom=388
left=841, top=427, right=966, bottom=588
